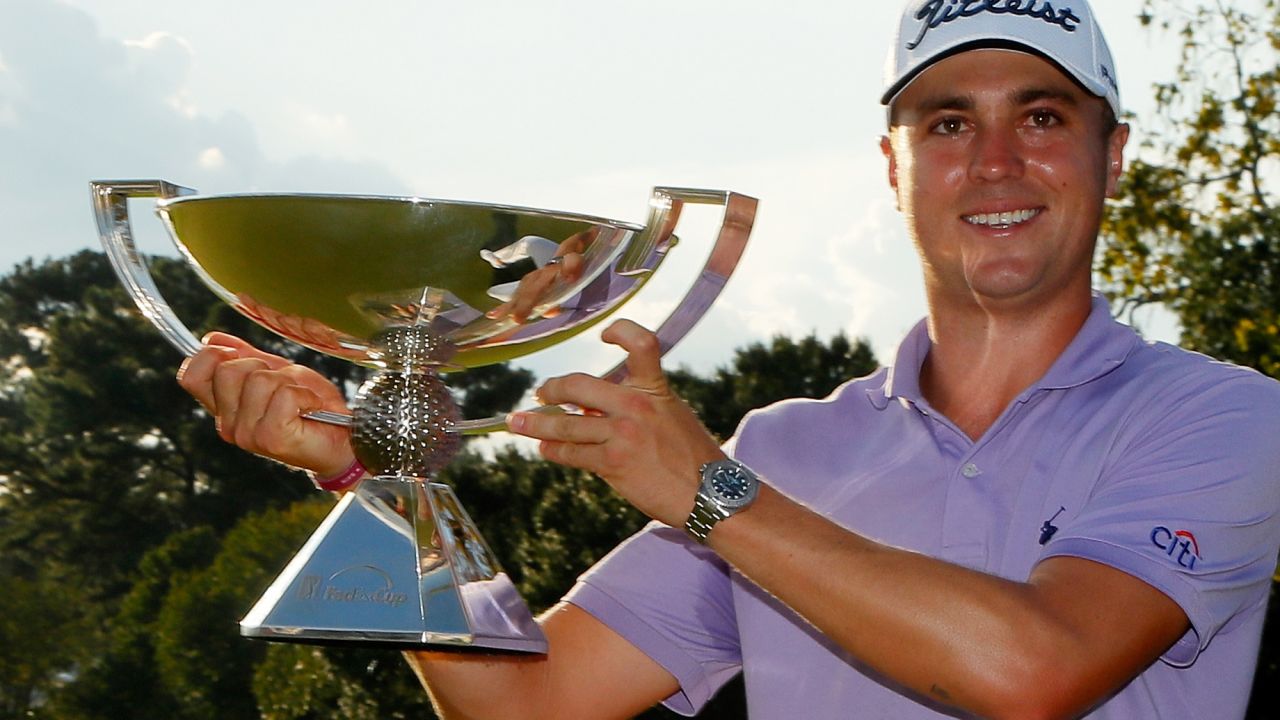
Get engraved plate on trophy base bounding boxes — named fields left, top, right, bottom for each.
left=239, top=477, right=545, bottom=652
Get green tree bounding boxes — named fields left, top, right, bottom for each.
left=0, top=252, right=333, bottom=718
left=0, top=252, right=345, bottom=599
left=46, top=527, right=221, bottom=720
left=0, top=572, right=89, bottom=718
left=670, top=332, right=879, bottom=440
left=1099, top=0, right=1280, bottom=373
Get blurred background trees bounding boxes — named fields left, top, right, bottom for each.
left=1099, top=0, right=1280, bottom=373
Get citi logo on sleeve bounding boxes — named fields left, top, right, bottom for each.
left=907, top=0, right=1084, bottom=50
left=1150, top=526, right=1201, bottom=570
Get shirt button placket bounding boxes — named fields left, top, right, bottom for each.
left=942, top=459, right=987, bottom=569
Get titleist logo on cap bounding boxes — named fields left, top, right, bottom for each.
left=907, top=0, right=1084, bottom=50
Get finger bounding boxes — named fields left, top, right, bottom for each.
left=536, top=373, right=654, bottom=420
left=201, top=332, right=293, bottom=370
left=560, top=252, right=585, bottom=283
left=485, top=299, right=516, bottom=321
left=300, top=317, right=338, bottom=349
left=534, top=372, right=611, bottom=409
left=507, top=409, right=611, bottom=445
left=538, top=439, right=608, bottom=473
left=255, top=383, right=330, bottom=460
left=277, top=363, right=350, bottom=412
left=600, top=320, right=665, bottom=390
left=232, top=366, right=290, bottom=450
left=236, top=378, right=354, bottom=475
left=508, top=269, right=557, bottom=322
left=209, top=357, right=270, bottom=442
left=177, top=344, right=239, bottom=412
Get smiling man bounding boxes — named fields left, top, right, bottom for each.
left=180, top=1, right=1280, bottom=718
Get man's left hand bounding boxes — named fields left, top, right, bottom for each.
left=506, top=319, right=725, bottom=527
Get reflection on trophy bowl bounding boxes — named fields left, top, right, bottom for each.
left=93, top=180, right=757, bottom=653
left=158, top=192, right=662, bottom=370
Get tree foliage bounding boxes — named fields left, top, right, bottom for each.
left=669, top=332, right=878, bottom=441
left=0, top=253, right=338, bottom=595
left=1099, top=0, right=1280, bottom=375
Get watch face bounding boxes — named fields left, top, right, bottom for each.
left=708, top=463, right=757, bottom=508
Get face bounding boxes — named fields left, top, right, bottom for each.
left=881, top=50, right=1128, bottom=311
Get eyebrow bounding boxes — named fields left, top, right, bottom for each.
left=912, top=86, right=1082, bottom=116
left=1012, top=87, right=1080, bottom=107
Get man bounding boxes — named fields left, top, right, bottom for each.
left=179, top=1, right=1280, bottom=717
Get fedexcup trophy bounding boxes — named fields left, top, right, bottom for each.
left=91, top=180, right=756, bottom=653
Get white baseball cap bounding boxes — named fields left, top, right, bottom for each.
left=881, top=0, right=1120, bottom=117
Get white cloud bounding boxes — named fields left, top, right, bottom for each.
left=198, top=146, right=225, bottom=169
left=302, top=109, right=350, bottom=137
left=0, top=48, right=17, bottom=126
left=0, top=0, right=410, bottom=271
left=123, top=30, right=194, bottom=71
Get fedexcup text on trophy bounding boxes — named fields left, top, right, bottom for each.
left=297, top=573, right=409, bottom=607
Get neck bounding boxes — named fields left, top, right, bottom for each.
left=919, top=288, right=1093, bottom=440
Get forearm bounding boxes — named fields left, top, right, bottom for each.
left=402, top=602, right=677, bottom=720
left=707, top=485, right=1118, bottom=719
left=404, top=648, right=551, bottom=720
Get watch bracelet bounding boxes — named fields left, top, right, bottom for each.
left=685, top=493, right=729, bottom=543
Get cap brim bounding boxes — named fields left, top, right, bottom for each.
left=881, top=39, right=1107, bottom=110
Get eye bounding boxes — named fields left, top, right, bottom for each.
left=931, top=116, right=967, bottom=136
left=1027, top=109, right=1061, bottom=128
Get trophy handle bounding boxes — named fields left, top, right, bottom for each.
left=453, top=187, right=758, bottom=434
left=91, top=180, right=354, bottom=428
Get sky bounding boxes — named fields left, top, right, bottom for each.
left=0, top=0, right=1187, bottom=385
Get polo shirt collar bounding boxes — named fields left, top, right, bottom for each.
left=871, top=294, right=1143, bottom=409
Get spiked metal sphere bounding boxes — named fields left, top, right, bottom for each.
left=351, top=371, right=462, bottom=478
left=350, top=325, right=462, bottom=478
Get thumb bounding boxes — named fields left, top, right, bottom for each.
left=601, top=320, right=666, bottom=392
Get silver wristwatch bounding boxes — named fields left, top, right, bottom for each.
left=685, top=458, right=760, bottom=544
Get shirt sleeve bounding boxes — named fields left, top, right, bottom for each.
left=1040, top=370, right=1280, bottom=666
left=564, top=521, right=743, bottom=716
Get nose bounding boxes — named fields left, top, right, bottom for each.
left=968, top=127, right=1024, bottom=182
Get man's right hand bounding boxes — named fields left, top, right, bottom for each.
left=177, top=331, right=355, bottom=477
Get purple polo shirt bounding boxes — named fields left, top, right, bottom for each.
left=565, top=296, right=1280, bottom=718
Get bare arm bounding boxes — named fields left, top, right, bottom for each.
left=407, top=603, right=678, bottom=720
left=512, top=320, right=1189, bottom=720
left=704, top=487, right=1187, bottom=719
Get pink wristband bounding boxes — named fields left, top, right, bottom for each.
left=310, top=458, right=367, bottom=493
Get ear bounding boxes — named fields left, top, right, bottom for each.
left=1104, top=123, right=1130, bottom=198
left=880, top=134, right=899, bottom=195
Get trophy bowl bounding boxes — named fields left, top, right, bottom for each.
left=92, top=180, right=757, bottom=652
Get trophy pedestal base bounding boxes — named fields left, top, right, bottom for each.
left=240, top=477, right=547, bottom=654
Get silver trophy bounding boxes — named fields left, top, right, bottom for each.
left=91, top=180, right=756, bottom=653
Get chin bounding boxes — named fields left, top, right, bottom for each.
left=966, top=268, right=1043, bottom=301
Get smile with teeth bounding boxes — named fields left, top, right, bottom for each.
left=963, top=208, right=1042, bottom=229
